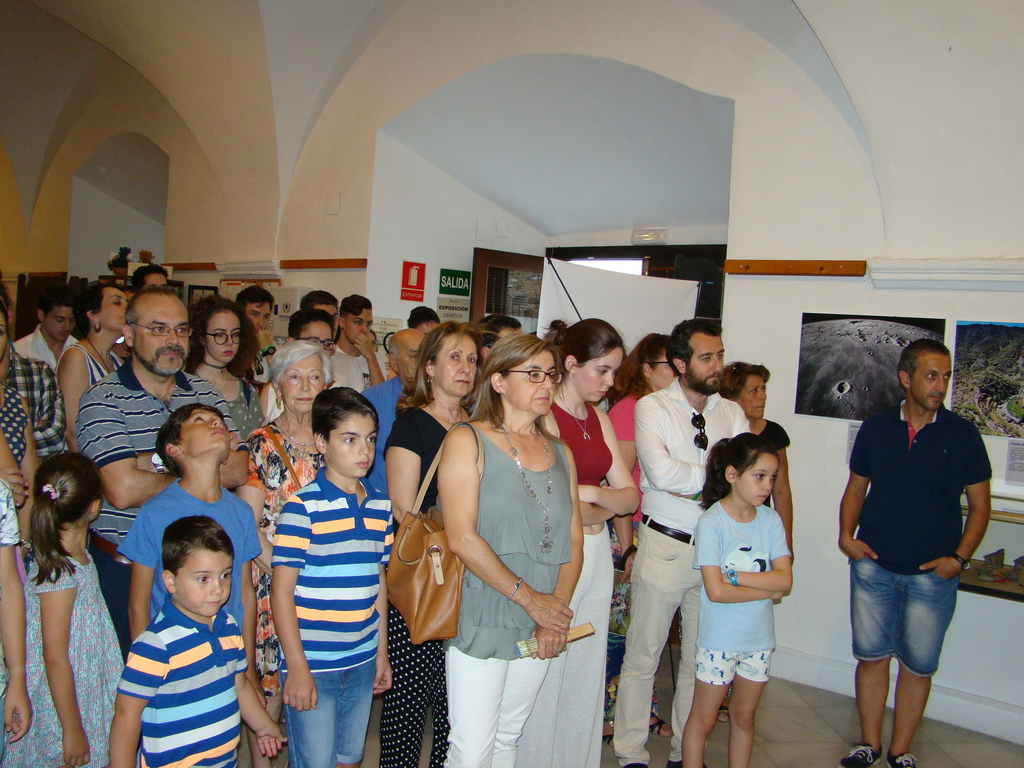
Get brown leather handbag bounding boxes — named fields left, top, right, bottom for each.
left=386, top=422, right=483, bottom=644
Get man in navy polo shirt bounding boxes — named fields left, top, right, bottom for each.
left=77, top=286, right=249, bottom=657
left=838, top=339, right=991, bottom=768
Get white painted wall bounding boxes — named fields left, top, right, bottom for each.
left=722, top=274, right=1024, bottom=742
left=366, top=133, right=546, bottom=324
left=67, top=177, right=165, bottom=280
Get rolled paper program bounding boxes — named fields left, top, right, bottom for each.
left=514, top=622, right=596, bottom=658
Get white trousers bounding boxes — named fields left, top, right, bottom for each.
left=613, top=524, right=701, bottom=765
left=516, top=528, right=613, bottom=768
left=445, top=646, right=550, bottom=768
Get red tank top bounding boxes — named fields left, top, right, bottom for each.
left=552, top=402, right=612, bottom=486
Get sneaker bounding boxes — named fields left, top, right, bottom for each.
left=839, top=744, right=881, bottom=768
left=887, top=754, right=917, bottom=768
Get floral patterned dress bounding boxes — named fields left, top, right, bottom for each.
left=246, top=422, right=324, bottom=697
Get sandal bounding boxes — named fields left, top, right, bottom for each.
left=716, top=703, right=730, bottom=722
left=648, top=717, right=671, bottom=737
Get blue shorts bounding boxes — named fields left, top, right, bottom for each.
left=849, top=556, right=958, bottom=677
left=282, top=659, right=376, bottom=766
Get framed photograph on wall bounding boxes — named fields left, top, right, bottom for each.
left=187, top=284, right=218, bottom=306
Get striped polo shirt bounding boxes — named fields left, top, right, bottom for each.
left=75, top=363, right=238, bottom=543
left=272, top=467, right=393, bottom=673
left=118, top=596, right=246, bottom=768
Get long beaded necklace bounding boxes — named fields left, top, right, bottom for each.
left=499, top=425, right=554, bottom=553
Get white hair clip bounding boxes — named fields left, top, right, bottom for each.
left=41, top=483, right=59, bottom=500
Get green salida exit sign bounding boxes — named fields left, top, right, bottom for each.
left=439, top=268, right=471, bottom=297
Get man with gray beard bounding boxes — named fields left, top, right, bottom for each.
left=76, top=286, right=249, bottom=656
left=614, top=318, right=748, bottom=768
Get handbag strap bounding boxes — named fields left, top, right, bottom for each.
left=266, top=425, right=302, bottom=490
left=409, top=422, right=483, bottom=515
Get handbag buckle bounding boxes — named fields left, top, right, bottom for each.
left=428, top=545, right=445, bottom=585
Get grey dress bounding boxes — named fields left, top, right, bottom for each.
left=449, top=427, right=573, bottom=661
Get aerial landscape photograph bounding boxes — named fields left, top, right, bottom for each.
left=952, top=321, right=1024, bottom=438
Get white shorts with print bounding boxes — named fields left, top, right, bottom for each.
left=694, top=647, right=773, bottom=685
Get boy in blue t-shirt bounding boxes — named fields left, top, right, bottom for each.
left=120, top=404, right=261, bottom=680
left=271, top=387, right=393, bottom=768
left=109, top=516, right=283, bottom=768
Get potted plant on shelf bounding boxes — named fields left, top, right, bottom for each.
left=107, top=246, right=132, bottom=277
left=139, top=249, right=154, bottom=264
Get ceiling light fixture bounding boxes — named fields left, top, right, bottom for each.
left=631, top=228, right=667, bottom=244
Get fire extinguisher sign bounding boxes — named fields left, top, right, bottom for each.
left=400, top=261, right=426, bottom=302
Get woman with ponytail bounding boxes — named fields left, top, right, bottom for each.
left=5, top=453, right=122, bottom=768
left=517, top=318, right=638, bottom=768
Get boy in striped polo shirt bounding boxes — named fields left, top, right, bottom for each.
left=271, top=387, right=393, bottom=768
left=109, top=516, right=283, bottom=768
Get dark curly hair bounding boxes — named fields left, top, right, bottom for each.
left=186, top=295, right=259, bottom=378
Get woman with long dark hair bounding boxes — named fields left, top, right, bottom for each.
left=516, top=318, right=638, bottom=768
left=186, top=295, right=264, bottom=441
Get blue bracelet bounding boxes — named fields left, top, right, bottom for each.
left=726, top=568, right=739, bottom=586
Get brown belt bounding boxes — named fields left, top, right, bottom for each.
left=641, top=514, right=693, bottom=544
left=90, top=532, right=131, bottom=565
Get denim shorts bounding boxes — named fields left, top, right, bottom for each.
left=282, top=659, right=375, bottom=767
left=849, top=556, right=958, bottom=677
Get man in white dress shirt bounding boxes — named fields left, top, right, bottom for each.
left=14, top=283, right=77, bottom=369
left=614, top=318, right=748, bottom=768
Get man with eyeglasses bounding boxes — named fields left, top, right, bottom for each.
left=614, top=318, right=747, bottom=768
left=76, top=286, right=250, bottom=657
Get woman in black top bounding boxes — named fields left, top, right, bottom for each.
left=721, top=362, right=794, bottom=552
left=380, top=321, right=483, bottom=768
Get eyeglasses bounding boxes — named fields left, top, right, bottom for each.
left=645, top=360, right=673, bottom=367
left=300, top=337, right=336, bottom=352
left=691, top=412, right=708, bottom=450
left=205, top=330, right=242, bottom=345
left=505, top=369, right=563, bottom=384
left=132, top=323, right=192, bottom=338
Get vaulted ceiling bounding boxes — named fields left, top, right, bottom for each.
left=12, top=0, right=856, bottom=238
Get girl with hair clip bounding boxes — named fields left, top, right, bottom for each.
left=5, top=453, right=122, bottom=768
left=680, top=433, right=792, bottom=768
left=516, top=318, right=638, bottom=768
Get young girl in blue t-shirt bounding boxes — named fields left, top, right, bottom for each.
left=681, top=433, right=793, bottom=768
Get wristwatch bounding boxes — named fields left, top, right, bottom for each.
left=726, top=568, right=739, bottom=586
left=952, top=553, right=971, bottom=571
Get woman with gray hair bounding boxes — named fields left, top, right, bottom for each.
left=236, top=340, right=332, bottom=768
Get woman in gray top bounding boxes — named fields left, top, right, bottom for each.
left=439, top=333, right=584, bottom=768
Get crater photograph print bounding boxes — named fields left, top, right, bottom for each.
left=795, top=313, right=945, bottom=422
left=952, top=321, right=1024, bottom=438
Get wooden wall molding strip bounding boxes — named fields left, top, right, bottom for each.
left=279, top=258, right=367, bottom=270
left=162, top=262, right=218, bottom=272
left=164, top=258, right=367, bottom=274
left=724, top=259, right=867, bottom=276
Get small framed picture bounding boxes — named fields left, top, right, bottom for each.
left=187, top=285, right=218, bottom=305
